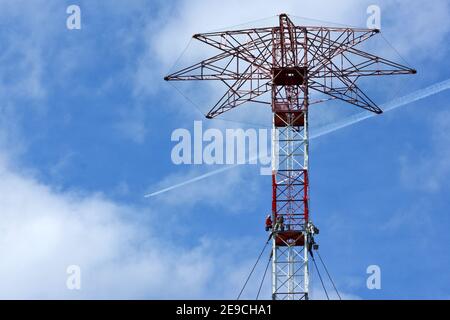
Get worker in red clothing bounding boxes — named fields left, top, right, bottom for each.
left=265, top=215, right=272, bottom=232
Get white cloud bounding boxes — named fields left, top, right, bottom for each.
left=0, top=155, right=261, bottom=299
left=134, top=0, right=367, bottom=104
left=382, top=0, right=450, bottom=61
left=150, top=0, right=364, bottom=67
left=400, top=109, right=450, bottom=193
left=0, top=0, right=65, bottom=103
left=140, top=0, right=450, bottom=85
left=114, top=107, right=149, bottom=144
left=132, top=0, right=450, bottom=131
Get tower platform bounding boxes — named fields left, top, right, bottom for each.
left=274, top=230, right=305, bottom=246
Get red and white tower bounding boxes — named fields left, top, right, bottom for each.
left=165, top=14, right=415, bottom=300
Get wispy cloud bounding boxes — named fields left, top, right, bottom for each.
left=399, top=109, right=450, bottom=192
left=0, top=155, right=262, bottom=299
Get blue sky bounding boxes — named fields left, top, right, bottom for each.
left=0, top=0, right=449, bottom=299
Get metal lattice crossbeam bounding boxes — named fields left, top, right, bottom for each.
left=165, top=16, right=415, bottom=118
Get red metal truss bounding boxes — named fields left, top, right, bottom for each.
left=165, top=16, right=415, bottom=118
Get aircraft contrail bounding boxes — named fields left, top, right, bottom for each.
left=311, top=79, right=450, bottom=139
left=145, top=79, right=450, bottom=198
left=144, top=163, right=242, bottom=197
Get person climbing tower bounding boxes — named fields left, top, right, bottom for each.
left=265, top=215, right=272, bottom=232
left=274, top=214, right=284, bottom=232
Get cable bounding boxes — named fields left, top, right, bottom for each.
left=256, top=253, right=272, bottom=300
left=210, top=116, right=271, bottom=129
left=167, top=38, right=193, bottom=74
left=167, top=82, right=207, bottom=118
left=311, top=254, right=329, bottom=300
left=237, top=238, right=271, bottom=300
left=379, top=33, right=413, bottom=68
left=167, top=82, right=272, bottom=128
left=317, top=251, right=342, bottom=300
left=164, top=37, right=272, bottom=128
left=205, top=15, right=278, bottom=33
left=288, top=14, right=362, bottom=29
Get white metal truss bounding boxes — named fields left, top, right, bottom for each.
left=271, top=110, right=310, bottom=300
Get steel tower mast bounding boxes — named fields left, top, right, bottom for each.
left=164, top=13, right=415, bottom=300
